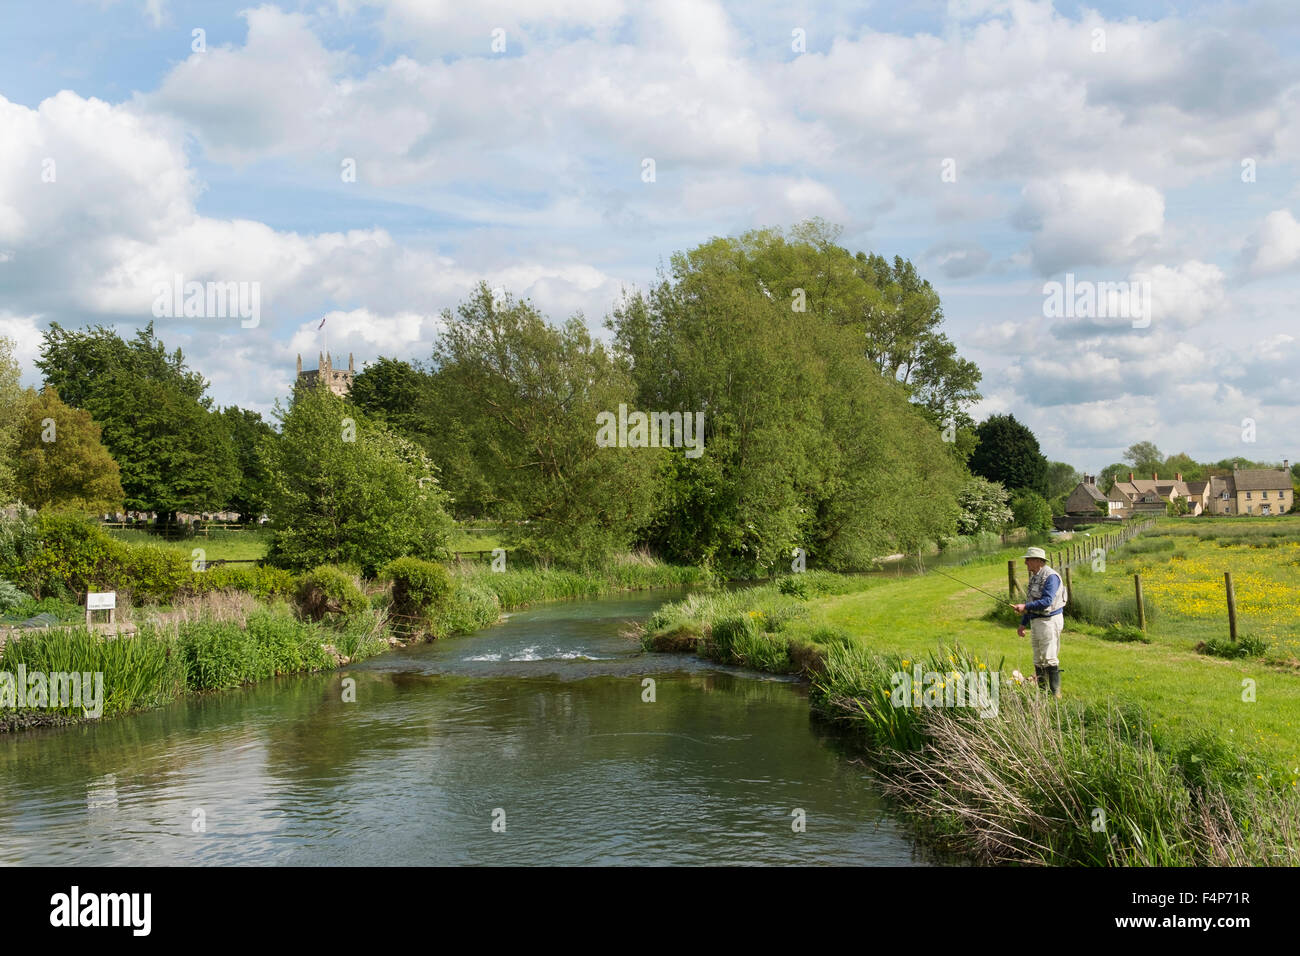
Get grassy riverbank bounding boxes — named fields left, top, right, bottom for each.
left=2, top=554, right=705, bottom=733
left=0, top=593, right=391, bottom=731
left=640, top=522, right=1300, bottom=865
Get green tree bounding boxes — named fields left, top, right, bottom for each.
left=14, top=387, right=124, bottom=513
left=955, top=477, right=1013, bottom=535
left=1098, top=462, right=1129, bottom=493
left=219, top=406, right=275, bottom=522
left=96, top=376, right=237, bottom=518
left=0, top=336, right=25, bottom=504
left=1045, top=461, right=1081, bottom=500
left=35, top=324, right=235, bottom=519
left=434, top=283, right=661, bottom=563
left=349, top=356, right=437, bottom=448
left=1123, top=441, right=1163, bottom=476
left=610, top=227, right=964, bottom=572
left=1159, top=451, right=1205, bottom=482
left=261, top=381, right=453, bottom=575
left=1010, top=489, right=1053, bottom=533
left=37, top=322, right=206, bottom=408
left=969, top=414, right=1049, bottom=494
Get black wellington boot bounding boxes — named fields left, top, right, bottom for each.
left=1034, top=666, right=1046, bottom=689
left=1047, top=665, right=1061, bottom=698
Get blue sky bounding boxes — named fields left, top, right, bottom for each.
left=2, top=0, right=1299, bottom=472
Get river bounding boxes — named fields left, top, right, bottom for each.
left=0, top=590, right=939, bottom=865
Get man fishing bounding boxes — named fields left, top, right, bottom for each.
left=1012, top=547, right=1066, bottom=697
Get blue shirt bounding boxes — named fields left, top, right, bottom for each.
left=1021, top=572, right=1062, bottom=627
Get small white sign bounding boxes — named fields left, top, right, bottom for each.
left=86, top=592, right=116, bottom=611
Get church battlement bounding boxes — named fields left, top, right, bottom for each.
left=296, top=351, right=355, bottom=397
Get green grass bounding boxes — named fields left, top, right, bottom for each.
left=642, top=523, right=1300, bottom=864
left=106, top=528, right=271, bottom=562
left=644, top=523, right=1300, bottom=773
left=1, top=602, right=389, bottom=726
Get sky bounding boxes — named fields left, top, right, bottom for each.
left=1, top=0, right=1298, bottom=474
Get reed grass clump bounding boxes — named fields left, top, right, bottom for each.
left=805, top=639, right=1299, bottom=866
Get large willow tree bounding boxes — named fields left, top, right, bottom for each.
left=430, top=283, right=661, bottom=565
left=609, top=223, right=970, bottom=574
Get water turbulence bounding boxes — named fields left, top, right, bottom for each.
left=0, top=590, right=938, bottom=865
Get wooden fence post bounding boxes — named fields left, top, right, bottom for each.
left=1134, top=574, right=1146, bottom=631
left=1064, top=566, right=1072, bottom=603
left=1225, top=571, right=1238, bottom=642
left=1008, top=559, right=1017, bottom=598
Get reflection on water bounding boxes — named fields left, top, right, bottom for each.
left=0, top=591, right=941, bottom=866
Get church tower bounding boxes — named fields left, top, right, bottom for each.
left=296, top=350, right=356, bottom=397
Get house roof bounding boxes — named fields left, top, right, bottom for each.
left=1232, top=468, right=1291, bottom=492
left=1113, top=482, right=1164, bottom=503
left=1209, top=475, right=1234, bottom=494
left=1185, top=480, right=1208, bottom=494
left=1112, top=480, right=1184, bottom=501
left=1073, top=483, right=1107, bottom=502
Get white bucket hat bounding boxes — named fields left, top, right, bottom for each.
left=1022, top=547, right=1047, bottom=560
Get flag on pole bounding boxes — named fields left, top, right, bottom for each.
left=318, top=315, right=327, bottom=330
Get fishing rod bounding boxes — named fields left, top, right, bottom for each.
left=926, top=564, right=1019, bottom=606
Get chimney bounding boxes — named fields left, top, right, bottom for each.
left=1152, top=471, right=1158, bottom=482
left=1129, top=472, right=1134, bottom=482
left=1285, top=459, right=1291, bottom=472
left=348, top=352, right=354, bottom=373
left=1176, top=472, right=1182, bottom=482
left=296, top=353, right=302, bottom=374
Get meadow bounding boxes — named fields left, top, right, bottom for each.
left=106, top=528, right=271, bottom=562
left=641, top=516, right=1300, bottom=864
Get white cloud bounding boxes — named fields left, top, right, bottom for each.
left=1240, top=209, right=1300, bottom=278
left=1014, top=172, right=1165, bottom=275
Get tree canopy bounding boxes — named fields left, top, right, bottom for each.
left=432, top=283, right=661, bottom=563
left=14, top=387, right=124, bottom=514
left=968, top=414, right=1049, bottom=495
left=261, top=382, right=453, bottom=574
left=609, top=225, right=965, bottom=573
left=35, top=323, right=236, bottom=517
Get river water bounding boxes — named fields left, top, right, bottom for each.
left=0, top=591, right=936, bottom=865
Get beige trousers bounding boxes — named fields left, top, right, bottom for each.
left=1030, top=615, right=1063, bottom=667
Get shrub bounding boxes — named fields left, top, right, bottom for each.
left=778, top=575, right=810, bottom=598
left=177, top=619, right=255, bottom=690
left=246, top=609, right=334, bottom=676
left=113, top=543, right=190, bottom=603
left=430, top=579, right=502, bottom=636
left=13, top=511, right=126, bottom=598
left=1101, top=623, right=1150, bottom=644
left=0, top=578, right=26, bottom=612
left=195, top=565, right=295, bottom=600
left=1197, top=635, right=1269, bottom=659
left=384, top=557, right=454, bottom=618
left=294, top=565, right=367, bottom=622
left=0, top=505, right=39, bottom=580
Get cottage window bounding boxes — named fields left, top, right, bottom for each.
left=1262, top=491, right=1269, bottom=499
left=1246, top=492, right=1252, bottom=500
